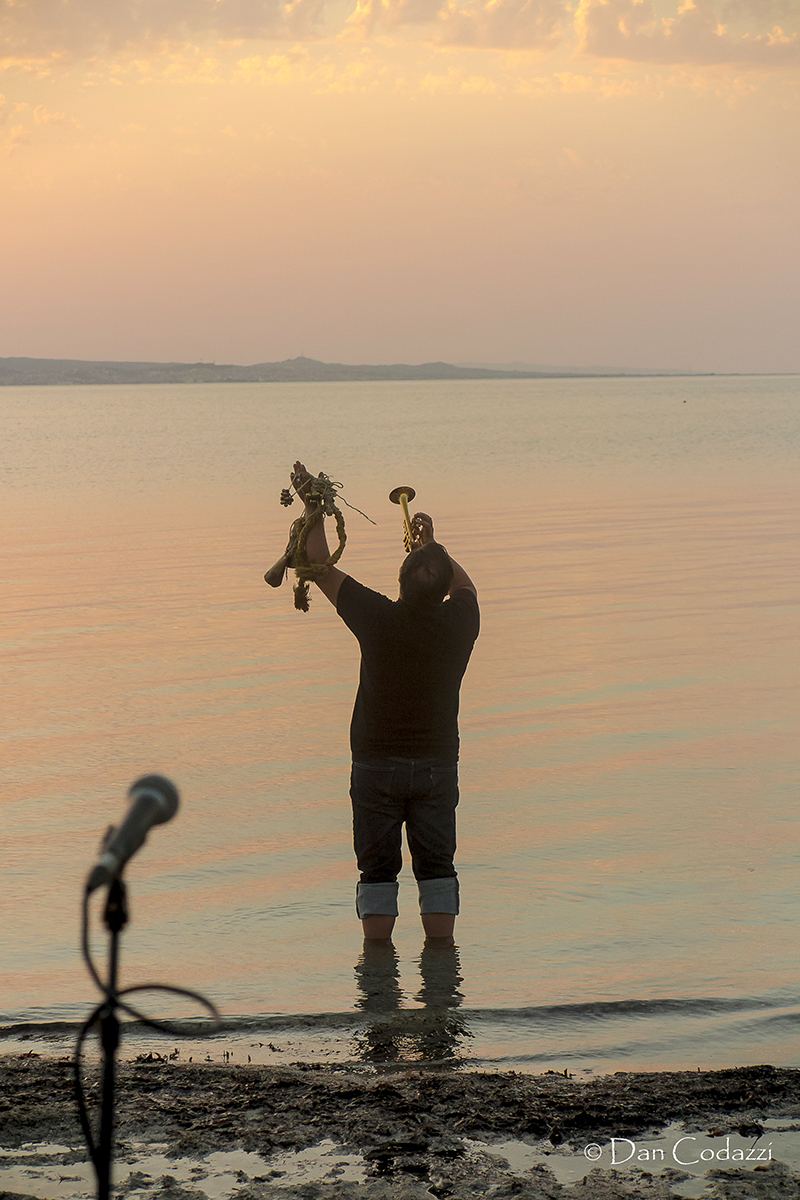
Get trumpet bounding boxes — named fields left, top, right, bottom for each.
left=389, top=485, right=416, bottom=552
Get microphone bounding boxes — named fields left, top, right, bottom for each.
left=86, top=775, right=179, bottom=893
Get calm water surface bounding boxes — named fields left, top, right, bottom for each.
left=2, top=376, right=799, bottom=1072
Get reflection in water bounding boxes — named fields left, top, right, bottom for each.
left=354, top=940, right=404, bottom=1015
left=352, top=940, right=472, bottom=1066
left=414, top=940, right=465, bottom=1009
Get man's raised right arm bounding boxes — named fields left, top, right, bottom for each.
left=445, top=552, right=477, bottom=599
left=412, top=511, right=477, bottom=598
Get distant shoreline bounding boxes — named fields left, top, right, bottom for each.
left=0, top=355, right=721, bottom=387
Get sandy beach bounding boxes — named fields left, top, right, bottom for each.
left=4, top=1054, right=800, bottom=1199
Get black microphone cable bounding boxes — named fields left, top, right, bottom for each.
left=74, top=864, right=221, bottom=1173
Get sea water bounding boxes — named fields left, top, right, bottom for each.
left=2, top=375, right=799, bottom=1072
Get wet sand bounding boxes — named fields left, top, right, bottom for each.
left=4, top=1054, right=800, bottom=1198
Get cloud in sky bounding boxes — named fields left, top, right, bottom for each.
left=33, top=102, right=66, bottom=122
left=345, top=0, right=567, bottom=49
left=0, top=0, right=326, bottom=66
left=2, top=121, right=29, bottom=153
left=575, top=0, right=800, bottom=66
left=1, top=0, right=569, bottom=58
left=1, top=0, right=797, bottom=61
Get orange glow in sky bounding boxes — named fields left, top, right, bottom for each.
left=1, top=0, right=798, bottom=371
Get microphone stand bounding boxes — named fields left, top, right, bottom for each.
left=76, top=777, right=220, bottom=1200
left=96, top=875, right=128, bottom=1200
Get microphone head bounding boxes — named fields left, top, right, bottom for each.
left=86, top=776, right=180, bottom=893
left=127, top=775, right=180, bottom=824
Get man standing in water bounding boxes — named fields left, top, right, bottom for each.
left=290, top=462, right=479, bottom=942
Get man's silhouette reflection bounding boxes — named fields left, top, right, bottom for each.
left=352, top=938, right=471, bottom=1065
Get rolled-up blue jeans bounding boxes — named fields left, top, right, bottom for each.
left=350, top=756, right=460, bottom=918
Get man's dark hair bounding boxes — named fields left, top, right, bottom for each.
left=398, top=542, right=454, bottom=607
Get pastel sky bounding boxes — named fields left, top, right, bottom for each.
left=2, top=0, right=798, bottom=371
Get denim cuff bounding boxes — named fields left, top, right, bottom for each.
left=356, top=881, right=399, bottom=918
left=417, top=876, right=460, bottom=915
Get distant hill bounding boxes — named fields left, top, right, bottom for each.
left=458, top=361, right=694, bottom=376
left=0, top=355, right=703, bottom=386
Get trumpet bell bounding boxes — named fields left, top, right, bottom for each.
left=389, top=485, right=416, bottom=505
